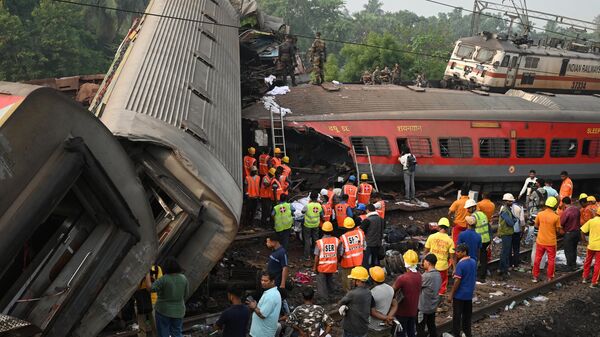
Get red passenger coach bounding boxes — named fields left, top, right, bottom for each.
left=243, top=85, right=600, bottom=183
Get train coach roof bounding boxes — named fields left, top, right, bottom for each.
left=242, top=84, right=600, bottom=123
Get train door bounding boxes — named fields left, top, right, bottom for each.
left=505, top=54, right=520, bottom=87
left=559, top=59, right=569, bottom=76
left=397, top=138, right=408, bottom=155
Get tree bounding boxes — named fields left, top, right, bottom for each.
left=324, top=53, right=339, bottom=81
left=0, top=2, right=25, bottom=81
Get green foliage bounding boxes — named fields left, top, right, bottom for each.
left=324, top=53, right=339, bottom=81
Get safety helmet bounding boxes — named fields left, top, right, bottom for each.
left=465, top=215, right=476, bottom=225
left=320, top=188, right=328, bottom=196
left=588, top=196, right=597, bottom=202
left=403, top=249, right=419, bottom=267
left=282, top=156, right=290, bottom=164
left=322, top=221, right=334, bottom=232
left=360, top=173, right=368, bottom=181
left=464, top=199, right=477, bottom=209
left=579, top=193, right=589, bottom=201
left=369, top=266, right=386, bottom=283
left=437, top=217, right=450, bottom=228
left=545, top=196, right=558, bottom=208
left=250, top=166, right=258, bottom=172
left=357, top=203, right=367, bottom=211
left=268, top=167, right=276, bottom=176
left=502, top=193, right=515, bottom=202
left=248, top=147, right=256, bottom=155
left=347, top=266, right=369, bottom=281
left=274, top=147, right=282, bottom=154
left=343, top=217, right=355, bottom=229
left=348, top=175, right=356, bottom=182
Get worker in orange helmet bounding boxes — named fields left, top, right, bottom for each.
left=270, top=147, right=283, bottom=169
left=357, top=173, right=373, bottom=205
left=243, top=147, right=257, bottom=178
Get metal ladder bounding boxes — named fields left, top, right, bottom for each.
left=270, top=106, right=287, bottom=155
left=351, top=145, right=379, bottom=192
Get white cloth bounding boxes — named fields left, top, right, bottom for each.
left=399, top=153, right=416, bottom=171
left=261, top=96, right=292, bottom=116
left=519, top=177, right=537, bottom=198
left=264, top=75, right=276, bottom=85
left=266, top=86, right=290, bottom=96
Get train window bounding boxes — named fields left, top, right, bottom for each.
left=456, top=44, right=475, bottom=59
left=524, top=57, right=540, bottom=68
left=521, top=73, right=536, bottom=85
left=510, top=56, right=518, bottom=68
left=474, top=48, right=495, bottom=63
left=439, top=138, right=473, bottom=158
left=479, top=138, right=510, bottom=158
left=550, top=139, right=578, bottom=157
left=500, top=55, right=510, bottom=67
left=516, top=138, right=546, bottom=158
left=406, top=137, right=433, bottom=157
left=350, top=136, right=391, bottom=156
left=582, top=139, right=600, bottom=157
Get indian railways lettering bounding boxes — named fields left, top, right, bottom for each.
left=567, top=64, right=600, bottom=73
left=397, top=125, right=422, bottom=132
left=587, top=128, right=600, bottom=134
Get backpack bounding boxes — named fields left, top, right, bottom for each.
left=407, top=154, right=417, bottom=172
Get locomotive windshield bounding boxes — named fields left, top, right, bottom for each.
left=474, top=48, right=495, bottom=63
left=456, top=44, right=475, bottom=59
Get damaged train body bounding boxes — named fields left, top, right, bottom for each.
left=243, top=84, right=600, bottom=183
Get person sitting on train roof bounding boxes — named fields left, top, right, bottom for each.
left=518, top=169, right=537, bottom=201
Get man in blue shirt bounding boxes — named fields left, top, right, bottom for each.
left=449, top=244, right=477, bottom=337
left=266, top=237, right=288, bottom=290
left=248, top=272, right=282, bottom=337
left=458, top=216, right=482, bottom=261
left=215, top=286, right=250, bottom=337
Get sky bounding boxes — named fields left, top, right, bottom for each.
left=345, top=0, right=600, bottom=23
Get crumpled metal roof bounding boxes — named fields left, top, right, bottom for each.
left=242, top=84, right=600, bottom=122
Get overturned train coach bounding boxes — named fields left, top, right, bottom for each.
left=243, top=85, right=600, bottom=184
left=0, top=0, right=242, bottom=335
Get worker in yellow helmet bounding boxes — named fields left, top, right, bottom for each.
left=338, top=266, right=371, bottom=336
left=532, top=196, right=563, bottom=283
left=271, top=147, right=283, bottom=168
left=339, top=217, right=365, bottom=292
left=281, top=155, right=292, bottom=179
left=313, top=221, right=340, bottom=301
left=392, top=249, right=422, bottom=335
left=357, top=173, right=373, bottom=205
left=368, top=266, right=397, bottom=336
left=243, top=147, right=257, bottom=178
left=424, top=217, right=454, bottom=295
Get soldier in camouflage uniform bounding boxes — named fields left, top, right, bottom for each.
left=309, top=32, right=327, bottom=85
left=278, top=35, right=297, bottom=86
left=392, top=63, right=402, bottom=85
left=381, top=66, right=391, bottom=84
left=362, top=70, right=372, bottom=85
left=286, top=288, right=334, bottom=337
left=372, top=66, right=382, bottom=85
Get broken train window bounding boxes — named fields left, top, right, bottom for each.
left=550, top=139, right=577, bottom=157
left=350, top=137, right=391, bottom=156
left=438, top=137, right=473, bottom=158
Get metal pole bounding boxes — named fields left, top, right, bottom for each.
left=365, top=146, right=379, bottom=192
left=351, top=145, right=360, bottom=179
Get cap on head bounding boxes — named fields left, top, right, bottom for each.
left=248, top=147, right=256, bottom=154
left=320, top=188, right=328, bottom=196
left=464, top=199, right=477, bottom=209
left=403, top=249, right=419, bottom=267
left=282, top=156, right=290, bottom=164
left=438, top=217, right=450, bottom=228
left=588, top=196, right=596, bottom=202
left=369, top=266, right=385, bottom=283
left=360, top=173, right=368, bottom=181
left=502, top=193, right=515, bottom=202
left=321, top=221, right=334, bottom=232
left=348, top=266, right=369, bottom=281
left=357, top=203, right=367, bottom=211
left=268, top=167, right=276, bottom=176
left=274, top=147, right=282, bottom=154
left=545, top=196, right=558, bottom=208
left=348, top=175, right=356, bottom=182
left=343, top=217, right=355, bottom=229
left=579, top=193, right=589, bottom=201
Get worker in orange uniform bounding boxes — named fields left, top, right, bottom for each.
left=324, top=181, right=336, bottom=207
left=243, top=147, right=257, bottom=178
left=339, top=217, right=366, bottom=292
left=272, top=167, right=283, bottom=202
left=357, top=174, right=373, bottom=205
left=532, top=197, right=563, bottom=283
left=244, top=166, right=261, bottom=227
left=582, top=196, right=598, bottom=225
left=271, top=147, right=283, bottom=169
left=260, top=167, right=276, bottom=227
left=313, top=221, right=341, bottom=301
left=276, top=166, right=290, bottom=197
left=579, top=194, right=589, bottom=225
left=281, top=156, right=292, bottom=178
left=424, top=217, right=455, bottom=295
left=476, top=192, right=495, bottom=224
left=372, top=192, right=386, bottom=220
left=334, top=194, right=353, bottom=235
left=343, top=175, right=359, bottom=208
left=559, top=171, right=573, bottom=205
left=581, top=207, right=600, bottom=288
left=258, top=148, right=271, bottom=177
left=449, top=189, right=470, bottom=246
left=320, top=192, right=334, bottom=225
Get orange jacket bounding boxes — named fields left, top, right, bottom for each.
left=243, top=155, right=256, bottom=177
left=316, top=236, right=340, bottom=273
left=335, top=203, right=349, bottom=228
left=259, top=175, right=273, bottom=199
left=343, top=184, right=358, bottom=208
left=559, top=177, right=573, bottom=200
left=340, top=228, right=365, bottom=268
left=357, top=183, right=373, bottom=205
left=245, top=175, right=260, bottom=198
left=322, top=203, right=332, bottom=223
left=376, top=200, right=386, bottom=219
left=258, top=154, right=270, bottom=176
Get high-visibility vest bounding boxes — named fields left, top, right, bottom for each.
left=243, top=155, right=256, bottom=177
left=272, top=177, right=283, bottom=201
left=271, top=156, right=282, bottom=168
left=357, top=183, right=373, bottom=205
left=335, top=203, right=349, bottom=228
left=316, top=236, right=340, bottom=273
left=474, top=211, right=491, bottom=243
left=281, top=164, right=292, bottom=178
left=322, top=203, right=332, bottom=223
left=304, top=202, right=322, bottom=228
left=273, top=202, right=293, bottom=232
left=376, top=201, right=386, bottom=219
left=258, top=154, right=270, bottom=176
left=343, top=184, right=358, bottom=208
left=279, top=175, right=289, bottom=195
left=245, top=175, right=260, bottom=198
left=340, top=228, right=365, bottom=268
left=259, top=175, right=273, bottom=199
left=327, top=190, right=335, bottom=207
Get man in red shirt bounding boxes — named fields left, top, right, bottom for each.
left=392, top=250, right=422, bottom=337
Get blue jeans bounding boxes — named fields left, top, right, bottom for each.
left=500, top=235, right=513, bottom=273
left=344, top=331, right=367, bottom=337
left=155, top=311, right=183, bottom=337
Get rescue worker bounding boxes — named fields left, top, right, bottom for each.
left=449, top=189, right=470, bottom=246
left=278, top=35, right=297, bottom=86
left=339, top=217, right=366, bottom=292
left=260, top=168, right=276, bottom=228
left=476, top=192, right=495, bottom=224
left=309, top=32, right=326, bottom=85
left=272, top=167, right=284, bottom=202
left=579, top=193, right=590, bottom=224
left=582, top=196, right=598, bottom=225
left=498, top=193, right=516, bottom=280
left=581, top=207, right=600, bottom=288
left=273, top=194, right=294, bottom=251
left=372, top=193, right=386, bottom=221
left=343, top=175, right=359, bottom=208
left=368, top=266, right=397, bottom=337
left=362, top=204, right=384, bottom=268
left=271, top=147, right=283, bottom=169
left=313, top=221, right=341, bottom=301
left=276, top=166, right=290, bottom=198
left=258, top=148, right=271, bottom=177
left=243, top=147, right=257, bottom=178
left=354, top=203, right=368, bottom=224
left=281, top=156, right=292, bottom=179
left=338, top=266, right=371, bottom=337
left=320, top=193, right=334, bottom=225
left=465, top=199, right=491, bottom=282
left=424, top=217, right=455, bottom=295
left=244, top=166, right=261, bottom=227
left=324, top=181, right=336, bottom=207
left=559, top=171, right=573, bottom=204
left=532, top=196, right=563, bottom=282
left=334, top=194, right=354, bottom=232
left=358, top=174, right=373, bottom=206
left=302, top=193, right=324, bottom=260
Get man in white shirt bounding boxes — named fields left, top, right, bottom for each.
left=368, top=266, right=397, bottom=337
left=399, top=146, right=416, bottom=201
left=518, top=170, right=537, bottom=200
